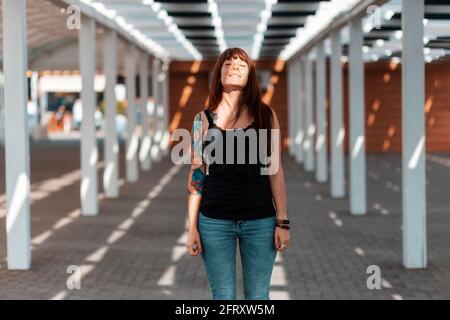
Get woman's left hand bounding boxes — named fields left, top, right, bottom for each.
left=274, top=227, right=291, bottom=252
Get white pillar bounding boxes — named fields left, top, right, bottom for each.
left=287, top=62, right=296, bottom=157
left=349, top=16, right=367, bottom=215
left=161, top=61, right=170, bottom=157
left=291, top=61, right=299, bottom=161
left=39, top=92, right=48, bottom=127
left=0, top=72, right=5, bottom=146
left=31, top=72, right=39, bottom=118
left=79, top=15, right=99, bottom=216
left=402, top=0, right=426, bottom=269
left=300, top=57, right=307, bottom=164
left=294, top=59, right=304, bottom=164
left=102, top=30, right=119, bottom=198
left=304, top=53, right=315, bottom=172
left=152, top=58, right=163, bottom=161
left=315, top=41, right=328, bottom=183
left=330, top=29, right=346, bottom=198
left=125, top=45, right=139, bottom=182
left=3, top=0, right=30, bottom=270
left=139, top=51, right=152, bottom=171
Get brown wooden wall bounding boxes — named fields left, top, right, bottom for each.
left=168, top=59, right=450, bottom=153
left=342, top=61, right=450, bottom=153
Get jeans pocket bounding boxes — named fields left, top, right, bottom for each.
left=198, top=212, right=222, bottom=231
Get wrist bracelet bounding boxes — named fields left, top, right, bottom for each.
left=276, top=224, right=291, bottom=230
left=276, top=219, right=290, bottom=225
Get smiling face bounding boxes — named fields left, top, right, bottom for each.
left=220, top=56, right=249, bottom=90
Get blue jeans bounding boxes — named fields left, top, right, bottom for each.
left=198, top=212, right=278, bottom=300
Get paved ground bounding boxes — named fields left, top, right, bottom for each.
left=0, top=142, right=449, bottom=300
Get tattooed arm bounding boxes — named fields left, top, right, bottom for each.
left=186, top=112, right=207, bottom=256
left=188, top=112, right=206, bottom=196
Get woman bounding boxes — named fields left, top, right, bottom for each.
left=186, top=48, right=291, bottom=300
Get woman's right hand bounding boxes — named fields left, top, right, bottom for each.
left=187, top=228, right=203, bottom=256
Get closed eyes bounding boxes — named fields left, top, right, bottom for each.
left=225, top=63, right=247, bottom=67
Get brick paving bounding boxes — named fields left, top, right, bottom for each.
left=0, top=143, right=449, bottom=300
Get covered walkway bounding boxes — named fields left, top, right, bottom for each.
left=1, top=0, right=450, bottom=300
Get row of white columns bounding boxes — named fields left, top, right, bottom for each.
left=287, top=0, right=427, bottom=269
left=79, top=19, right=170, bottom=212
left=2, top=1, right=170, bottom=270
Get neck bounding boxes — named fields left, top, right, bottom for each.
left=221, top=88, right=242, bottom=114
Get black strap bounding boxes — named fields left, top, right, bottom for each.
left=203, top=110, right=214, bottom=129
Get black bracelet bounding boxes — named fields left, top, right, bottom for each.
left=276, top=224, right=291, bottom=230
left=276, top=219, right=290, bottom=225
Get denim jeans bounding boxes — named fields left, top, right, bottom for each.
left=198, top=212, right=278, bottom=300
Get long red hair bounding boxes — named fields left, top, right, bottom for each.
left=206, top=48, right=273, bottom=133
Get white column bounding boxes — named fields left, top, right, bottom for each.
left=300, top=57, right=307, bottom=164
left=102, top=30, right=119, bottom=198
left=349, top=16, right=367, bottom=215
left=161, top=61, right=170, bottom=157
left=3, top=0, right=30, bottom=270
left=125, top=45, right=139, bottom=182
left=294, top=59, right=304, bottom=164
left=315, top=41, right=328, bottom=183
left=287, top=62, right=296, bottom=157
left=31, top=72, right=39, bottom=118
left=39, top=92, right=48, bottom=127
left=330, top=29, right=345, bottom=198
left=304, top=53, right=315, bottom=172
left=290, top=61, right=299, bottom=161
left=0, top=72, right=5, bottom=146
left=147, top=56, right=157, bottom=161
left=79, top=15, right=99, bottom=216
left=402, top=0, right=426, bottom=269
left=152, top=58, right=163, bottom=161
left=139, top=51, right=152, bottom=171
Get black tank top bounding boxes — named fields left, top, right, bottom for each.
left=199, top=110, right=277, bottom=220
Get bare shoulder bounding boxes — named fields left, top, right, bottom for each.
left=192, top=111, right=209, bottom=135
left=192, top=111, right=206, bottom=123
left=268, top=105, right=277, bottom=117
left=266, top=105, right=280, bottom=129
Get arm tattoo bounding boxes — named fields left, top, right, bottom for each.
left=191, top=113, right=203, bottom=166
left=191, top=168, right=206, bottom=195
left=190, top=113, right=206, bottom=195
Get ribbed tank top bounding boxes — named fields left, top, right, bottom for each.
left=199, top=110, right=277, bottom=220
